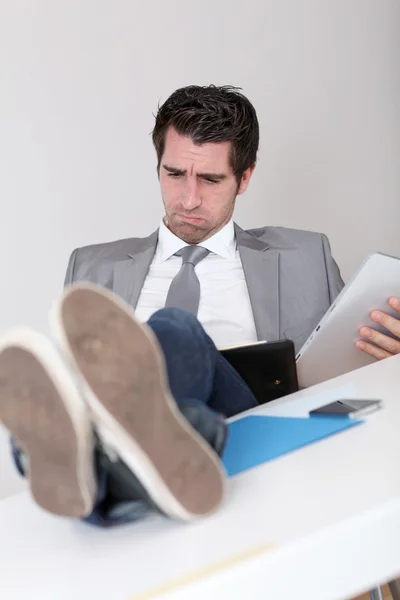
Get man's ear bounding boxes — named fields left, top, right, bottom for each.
left=237, top=163, right=256, bottom=195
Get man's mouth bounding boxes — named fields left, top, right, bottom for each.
left=178, top=214, right=204, bottom=223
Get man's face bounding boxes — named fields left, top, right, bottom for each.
left=159, top=127, right=255, bottom=244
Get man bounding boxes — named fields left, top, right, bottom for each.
left=1, top=85, right=399, bottom=527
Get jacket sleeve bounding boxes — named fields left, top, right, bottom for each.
left=63, top=248, right=79, bottom=287
left=321, top=234, right=345, bottom=304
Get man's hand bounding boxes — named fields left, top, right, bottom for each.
left=356, top=297, right=400, bottom=360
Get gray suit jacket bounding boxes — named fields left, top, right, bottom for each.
left=64, top=224, right=344, bottom=353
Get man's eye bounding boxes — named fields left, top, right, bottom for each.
left=204, top=178, right=219, bottom=184
left=168, top=173, right=182, bottom=178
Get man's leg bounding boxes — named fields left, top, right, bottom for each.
left=80, top=307, right=257, bottom=526
left=147, top=307, right=258, bottom=417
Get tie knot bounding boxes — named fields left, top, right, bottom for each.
left=177, top=245, right=210, bottom=267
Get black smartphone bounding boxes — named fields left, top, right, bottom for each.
left=309, top=399, right=382, bottom=419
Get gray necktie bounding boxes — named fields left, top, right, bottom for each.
left=165, top=246, right=210, bottom=315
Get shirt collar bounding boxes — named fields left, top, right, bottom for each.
left=200, top=220, right=236, bottom=259
left=156, top=218, right=236, bottom=263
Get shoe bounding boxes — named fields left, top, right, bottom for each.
left=0, top=328, right=97, bottom=517
left=50, top=283, right=226, bottom=522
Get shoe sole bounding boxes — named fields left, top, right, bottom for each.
left=0, top=329, right=96, bottom=517
left=51, top=283, right=226, bottom=522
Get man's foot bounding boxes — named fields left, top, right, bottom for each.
left=51, top=283, right=226, bottom=522
left=0, top=329, right=96, bottom=517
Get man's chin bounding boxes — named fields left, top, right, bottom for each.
left=169, top=220, right=209, bottom=244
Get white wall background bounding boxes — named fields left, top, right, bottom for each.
left=0, top=0, right=399, bottom=498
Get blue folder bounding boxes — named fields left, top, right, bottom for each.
left=222, top=415, right=361, bottom=476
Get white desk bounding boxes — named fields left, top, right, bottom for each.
left=1, top=355, right=400, bottom=600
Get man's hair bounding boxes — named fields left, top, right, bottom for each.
left=152, top=85, right=259, bottom=183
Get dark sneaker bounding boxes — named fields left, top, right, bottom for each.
left=0, top=329, right=97, bottom=517
left=51, top=283, right=226, bottom=522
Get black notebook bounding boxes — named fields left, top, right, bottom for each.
left=219, top=339, right=298, bottom=405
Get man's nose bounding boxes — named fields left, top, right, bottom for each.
left=181, top=177, right=201, bottom=210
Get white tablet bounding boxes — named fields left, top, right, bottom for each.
left=296, top=252, right=400, bottom=388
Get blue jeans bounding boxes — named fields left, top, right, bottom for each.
left=12, top=308, right=257, bottom=526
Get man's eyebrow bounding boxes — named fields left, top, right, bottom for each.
left=163, top=165, right=186, bottom=175
left=198, top=172, right=227, bottom=181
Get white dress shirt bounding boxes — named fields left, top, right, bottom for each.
left=135, top=219, right=258, bottom=348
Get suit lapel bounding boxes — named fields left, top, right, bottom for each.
left=112, top=230, right=158, bottom=309
left=235, top=224, right=280, bottom=342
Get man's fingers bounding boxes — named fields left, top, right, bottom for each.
left=360, top=325, right=400, bottom=354
left=370, top=308, right=400, bottom=338
left=356, top=339, right=392, bottom=360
